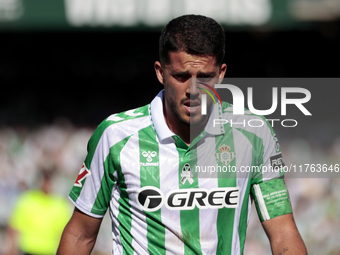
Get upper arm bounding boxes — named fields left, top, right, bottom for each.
left=64, top=207, right=103, bottom=240
left=262, top=213, right=298, bottom=242
left=262, top=214, right=307, bottom=255
left=57, top=207, right=103, bottom=255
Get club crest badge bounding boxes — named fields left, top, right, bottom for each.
left=215, top=144, right=236, bottom=166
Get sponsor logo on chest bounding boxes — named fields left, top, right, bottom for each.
left=136, top=186, right=239, bottom=212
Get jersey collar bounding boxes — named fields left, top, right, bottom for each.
left=150, top=90, right=176, bottom=142
left=150, top=90, right=225, bottom=142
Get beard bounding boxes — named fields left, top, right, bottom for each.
left=166, top=94, right=210, bottom=128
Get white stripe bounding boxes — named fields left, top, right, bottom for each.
left=197, top=135, right=218, bottom=255
left=159, top=140, right=184, bottom=255
left=261, top=124, right=280, bottom=181
left=120, top=132, right=149, bottom=255
left=231, top=129, right=253, bottom=255
left=110, top=188, right=123, bottom=255
left=253, top=184, right=270, bottom=221
left=247, top=196, right=252, bottom=224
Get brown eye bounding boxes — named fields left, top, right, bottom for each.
left=173, top=74, right=190, bottom=82
left=198, top=77, right=213, bottom=82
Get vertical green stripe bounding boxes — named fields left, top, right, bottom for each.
left=139, top=126, right=166, bottom=255
left=90, top=153, right=117, bottom=215
left=112, top=136, right=135, bottom=255
left=238, top=188, right=251, bottom=255
left=215, top=126, right=237, bottom=255
left=178, top=139, right=202, bottom=255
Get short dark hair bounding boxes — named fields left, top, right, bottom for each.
left=159, top=14, right=225, bottom=66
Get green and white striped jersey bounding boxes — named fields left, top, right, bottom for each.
left=69, top=90, right=292, bottom=255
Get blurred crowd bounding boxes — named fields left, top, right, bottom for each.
left=0, top=120, right=112, bottom=255
left=0, top=121, right=339, bottom=255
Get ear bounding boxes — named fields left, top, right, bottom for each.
left=154, top=61, right=165, bottom=85
left=218, top=63, right=227, bottom=83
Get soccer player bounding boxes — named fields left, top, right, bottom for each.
left=57, top=15, right=307, bottom=255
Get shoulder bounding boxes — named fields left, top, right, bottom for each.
left=88, top=104, right=151, bottom=146
left=84, top=104, right=152, bottom=167
left=221, top=102, right=276, bottom=136
left=220, top=102, right=279, bottom=151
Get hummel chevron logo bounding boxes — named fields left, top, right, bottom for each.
left=74, top=164, right=91, bottom=187
left=140, top=151, right=159, bottom=167
left=142, top=151, right=157, bottom=162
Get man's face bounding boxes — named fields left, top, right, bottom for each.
left=155, top=51, right=226, bottom=127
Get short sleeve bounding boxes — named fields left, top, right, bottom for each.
left=69, top=121, right=117, bottom=218
left=250, top=119, right=292, bottom=221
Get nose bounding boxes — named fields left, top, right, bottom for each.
left=186, top=78, right=199, bottom=100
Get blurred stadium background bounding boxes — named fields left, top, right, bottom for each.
left=0, top=0, right=340, bottom=254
